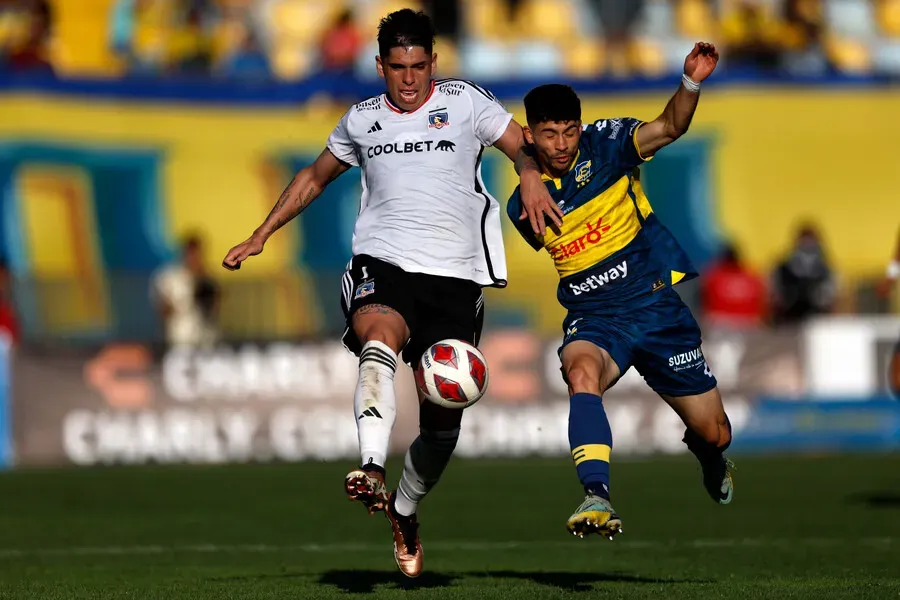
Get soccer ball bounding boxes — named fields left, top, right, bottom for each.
left=415, top=339, right=489, bottom=409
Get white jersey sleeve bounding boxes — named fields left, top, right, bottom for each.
left=326, top=109, right=359, bottom=167
left=466, top=82, right=513, bottom=147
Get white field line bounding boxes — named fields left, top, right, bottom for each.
left=0, top=537, right=894, bottom=559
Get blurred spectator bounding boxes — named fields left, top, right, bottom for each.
left=109, top=0, right=163, bottom=75
left=168, top=4, right=214, bottom=76
left=701, top=243, right=767, bottom=329
left=111, top=0, right=216, bottom=77
left=770, top=224, right=838, bottom=325
left=151, top=235, right=220, bottom=349
left=0, top=0, right=54, bottom=76
left=0, top=259, right=19, bottom=345
left=220, top=22, right=270, bottom=80
left=496, top=0, right=524, bottom=23
left=722, top=0, right=783, bottom=71
left=422, top=0, right=461, bottom=43
left=587, top=0, right=646, bottom=77
left=781, top=0, right=831, bottom=75
left=319, top=8, right=362, bottom=75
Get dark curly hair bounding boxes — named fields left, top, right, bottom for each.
left=377, top=9, right=435, bottom=57
left=524, top=84, right=582, bottom=127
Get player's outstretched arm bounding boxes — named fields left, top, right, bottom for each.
left=635, top=42, right=719, bottom=159
left=222, top=149, right=349, bottom=271
left=493, top=120, right=563, bottom=235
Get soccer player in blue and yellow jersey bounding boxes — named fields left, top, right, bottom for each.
left=506, top=43, right=733, bottom=540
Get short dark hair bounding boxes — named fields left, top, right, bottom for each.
left=377, top=9, right=435, bottom=57
left=720, top=243, right=740, bottom=264
left=183, top=234, right=203, bottom=253
left=524, top=84, right=581, bottom=127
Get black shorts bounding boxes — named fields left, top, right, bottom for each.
left=340, top=254, right=485, bottom=368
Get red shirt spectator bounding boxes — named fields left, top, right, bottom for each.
left=0, top=261, right=18, bottom=344
left=701, top=244, right=767, bottom=328
left=320, top=9, right=362, bottom=74
left=0, top=302, right=18, bottom=345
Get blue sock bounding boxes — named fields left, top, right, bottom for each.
left=568, top=392, right=612, bottom=499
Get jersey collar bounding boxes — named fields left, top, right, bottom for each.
left=540, top=149, right=581, bottom=189
left=383, top=81, right=436, bottom=114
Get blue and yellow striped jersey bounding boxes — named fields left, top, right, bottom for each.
left=506, top=118, right=697, bottom=314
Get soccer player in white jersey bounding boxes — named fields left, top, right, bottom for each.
left=222, top=9, right=557, bottom=578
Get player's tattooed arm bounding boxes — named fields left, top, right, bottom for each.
left=263, top=179, right=317, bottom=234
left=222, top=148, right=349, bottom=271
left=254, top=149, right=349, bottom=240
left=636, top=42, right=719, bottom=159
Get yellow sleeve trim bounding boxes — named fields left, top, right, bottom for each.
left=572, top=444, right=611, bottom=465
left=633, top=122, right=653, bottom=163
left=671, top=270, right=686, bottom=284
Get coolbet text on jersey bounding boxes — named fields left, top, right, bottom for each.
left=506, top=118, right=697, bottom=314
left=327, top=79, right=513, bottom=288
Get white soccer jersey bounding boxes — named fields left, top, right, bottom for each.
left=326, top=79, right=514, bottom=287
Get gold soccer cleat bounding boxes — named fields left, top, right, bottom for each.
left=385, top=492, right=423, bottom=578
left=565, top=494, right=623, bottom=541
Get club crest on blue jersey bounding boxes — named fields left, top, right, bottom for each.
left=354, top=281, right=375, bottom=300
left=428, top=111, right=450, bottom=129
left=574, top=160, right=592, bottom=185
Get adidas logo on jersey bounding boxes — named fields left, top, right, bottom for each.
left=367, top=122, right=383, bottom=134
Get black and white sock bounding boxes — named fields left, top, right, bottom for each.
left=395, top=427, right=460, bottom=516
left=354, top=341, right=398, bottom=469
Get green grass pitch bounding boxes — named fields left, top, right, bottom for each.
left=0, top=454, right=898, bottom=599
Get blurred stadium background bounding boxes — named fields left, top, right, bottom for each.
left=0, top=0, right=897, bottom=472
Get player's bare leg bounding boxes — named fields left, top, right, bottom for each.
left=662, top=387, right=734, bottom=504
left=344, top=304, right=409, bottom=515
left=386, top=401, right=462, bottom=577
left=561, top=341, right=623, bottom=540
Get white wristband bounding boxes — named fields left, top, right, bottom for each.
left=888, top=260, right=900, bottom=280
left=682, top=73, right=701, bottom=92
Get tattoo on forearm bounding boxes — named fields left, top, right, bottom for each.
left=265, top=180, right=319, bottom=232
left=265, top=180, right=296, bottom=230
left=298, top=185, right=318, bottom=210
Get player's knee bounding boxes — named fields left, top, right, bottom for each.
left=419, top=401, right=464, bottom=432
left=694, top=417, right=731, bottom=449
left=419, top=427, right=460, bottom=451
left=565, top=357, right=602, bottom=396
left=361, top=329, right=403, bottom=352
left=354, top=314, right=407, bottom=354
left=717, top=418, right=732, bottom=450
